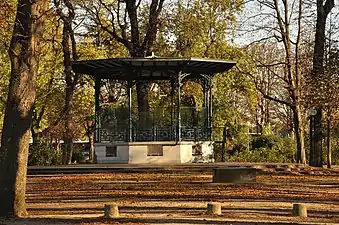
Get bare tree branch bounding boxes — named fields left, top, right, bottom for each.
left=236, top=65, right=293, bottom=107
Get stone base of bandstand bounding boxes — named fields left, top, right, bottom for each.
left=95, top=141, right=198, bottom=164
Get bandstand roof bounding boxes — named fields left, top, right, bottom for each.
left=71, top=57, right=236, bottom=80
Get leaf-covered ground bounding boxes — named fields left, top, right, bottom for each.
left=1, top=165, right=339, bottom=224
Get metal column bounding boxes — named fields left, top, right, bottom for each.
left=209, top=79, right=213, bottom=140
left=177, top=73, right=182, bottom=142
left=202, top=80, right=209, bottom=129
left=170, top=79, right=175, bottom=139
left=128, top=79, right=133, bottom=142
left=94, top=76, right=101, bottom=142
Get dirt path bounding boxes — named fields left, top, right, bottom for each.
left=1, top=166, right=339, bottom=224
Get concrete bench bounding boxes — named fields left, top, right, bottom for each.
left=212, top=167, right=257, bottom=183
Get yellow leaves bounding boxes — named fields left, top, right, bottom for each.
left=172, top=0, right=243, bottom=58
left=182, top=81, right=203, bottom=108
left=0, top=1, right=16, bottom=47
left=77, top=41, right=108, bottom=60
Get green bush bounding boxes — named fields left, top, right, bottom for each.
left=229, top=134, right=296, bottom=163
left=227, top=124, right=252, bottom=152
left=28, top=143, right=61, bottom=166
left=71, top=146, right=84, bottom=163
left=252, top=135, right=281, bottom=149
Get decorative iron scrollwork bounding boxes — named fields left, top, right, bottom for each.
left=97, top=107, right=211, bottom=142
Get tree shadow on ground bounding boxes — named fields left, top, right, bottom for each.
left=25, top=192, right=339, bottom=204
left=0, top=217, right=316, bottom=225
left=26, top=206, right=339, bottom=222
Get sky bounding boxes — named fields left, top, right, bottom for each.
left=233, top=0, right=339, bottom=47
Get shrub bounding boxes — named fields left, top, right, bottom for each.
left=227, top=124, right=252, bottom=152
left=71, top=146, right=84, bottom=163
left=252, top=135, right=281, bottom=149
left=28, top=143, right=61, bottom=166
left=229, top=134, right=296, bottom=163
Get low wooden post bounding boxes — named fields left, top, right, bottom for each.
left=207, top=202, right=221, bottom=215
left=104, top=204, right=119, bottom=218
left=292, top=203, right=307, bottom=217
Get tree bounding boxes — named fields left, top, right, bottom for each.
left=170, top=0, right=242, bottom=58
left=309, top=0, right=334, bottom=167
left=240, top=0, right=309, bottom=164
left=81, top=0, right=165, bottom=123
left=30, top=9, right=64, bottom=149
left=247, top=44, right=294, bottom=134
left=54, top=0, right=80, bottom=164
left=27, top=14, right=106, bottom=164
left=324, top=47, right=339, bottom=168
left=166, top=0, right=257, bottom=150
left=0, top=0, right=48, bottom=216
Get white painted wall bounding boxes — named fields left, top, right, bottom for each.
left=95, top=142, right=195, bottom=164
left=95, top=144, right=129, bottom=164
left=179, top=143, right=193, bottom=163
left=128, top=144, right=182, bottom=164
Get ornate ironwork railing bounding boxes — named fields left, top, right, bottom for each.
left=99, top=126, right=210, bottom=142
left=96, top=107, right=210, bottom=142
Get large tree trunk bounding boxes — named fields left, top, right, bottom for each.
left=136, top=81, right=150, bottom=126
left=0, top=0, right=47, bottom=217
left=293, top=104, right=306, bottom=164
left=62, top=22, right=74, bottom=164
left=310, top=0, right=334, bottom=167
left=130, top=50, right=151, bottom=127
left=311, top=109, right=323, bottom=166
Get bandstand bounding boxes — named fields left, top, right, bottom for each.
left=72, top=57, right=235, bottom=163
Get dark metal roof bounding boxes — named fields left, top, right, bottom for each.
left=71, top=57, right=236, bottom=80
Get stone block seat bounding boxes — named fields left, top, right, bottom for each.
left=212, top=167, right=258, bottom=183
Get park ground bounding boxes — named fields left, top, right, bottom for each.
left=1, top=164, right=339, bottom=225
